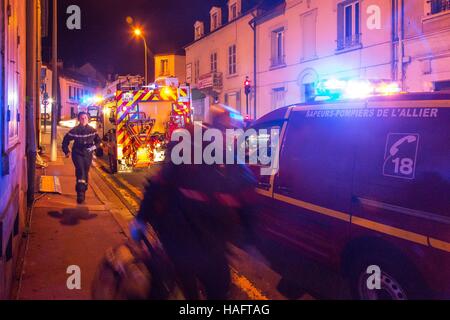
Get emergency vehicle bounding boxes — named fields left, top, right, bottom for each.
left=99, top=80, right=192, bottom=173
left=248, top=78, right=450, bottom=299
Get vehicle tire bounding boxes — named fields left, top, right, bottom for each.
left=348, top=252, right=429, bottom=300
left=109, top=153, right=117, bottom=174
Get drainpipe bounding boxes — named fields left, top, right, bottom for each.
left=391, top=0, right=398, bottom=81
left=36, top=0, right=42, bottom=148
left=400, top=0, right=406, bottom=90
left=249, top=13, right=257, bottom=119
left=26, top=0, right=38, bottom=205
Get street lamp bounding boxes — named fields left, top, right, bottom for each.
left=133, top=27, right=148, bottom=85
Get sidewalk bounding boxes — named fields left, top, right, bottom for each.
left=16, top=128, right=129, bottom=300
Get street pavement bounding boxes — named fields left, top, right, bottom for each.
left=15, top=126, right=350, bottom=300
left=15, top=128, right=129, bottom=300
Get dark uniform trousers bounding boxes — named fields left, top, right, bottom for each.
left=72, top=152, right=93, bottom=192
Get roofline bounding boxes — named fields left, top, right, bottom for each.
left=253, top=2, right=285, bottom=25
left=154, top=53, right=186, bottom=57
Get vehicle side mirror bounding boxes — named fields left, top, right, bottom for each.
left=102, top=135, right=109, bottom=142
left=109, top=117, right=115, bottom=125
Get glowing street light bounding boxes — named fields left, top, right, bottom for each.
left=132, top=27, right=148, bottom=85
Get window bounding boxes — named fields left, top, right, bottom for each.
left=5, top=1, right=20, bottom=145
left=160, top=59, right=169, bottom=76
left=210, top=52, right=218, bottom=73
left=303, top=83, right=316, bottom=103
left=301, top=10, right=317, bottom=60
left=228, top=44, right=237, bottom=75
left=195, top=26, right=201, bottom=39
left=194, top=60, right=200, bottom=84
left=430, top=0, right=450, bottom=14
left=225, top=91, right=241, bottom=113
left=212, top=13, right=218, bottom=30
left=271, top=28, right=285, bottom=67
left=69, top=86, right=73, bottom=99
left=186, top=63, right=192, bottom=83
left=271, top=87, right=285, bottom=110
left=231, top=4, right=237, bottom=20
left=337, top=0, right=361, bottom=50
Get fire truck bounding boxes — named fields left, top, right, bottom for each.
left=99, top=79, right=192, bottom=173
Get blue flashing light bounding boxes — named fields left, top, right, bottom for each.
left=315, top=78, right=401, bottom=101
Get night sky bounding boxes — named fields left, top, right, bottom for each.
left=44, top=0, right=219, bottom=78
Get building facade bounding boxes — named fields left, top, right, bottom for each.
left=59, top=71, right=101, bottom=120
left=154, top=53, right=186, bottom=83
left=255, top=0, right=450, bottom=118
left=0, top=0, right=33, bottom=299
left=41, top=64, right=103, bottom=120
left=404, top=0, right=450, bottom=92
left=185, top=0, right=261, bottom=121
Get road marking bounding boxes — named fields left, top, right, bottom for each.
left=116, top=176, right=144, bottom=199
left=230, top=267, right=269, bottom=300
left=93, top=164, right=140, bottom=212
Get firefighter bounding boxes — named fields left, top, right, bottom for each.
left=62, top=112, right=101, bottom=204
left=130, top=104, right=258, bottom=300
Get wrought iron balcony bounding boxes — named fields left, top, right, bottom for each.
left=337, top=34, right=361, bottom=50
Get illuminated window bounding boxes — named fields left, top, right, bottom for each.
left=160, top=59, right=169, bottom=76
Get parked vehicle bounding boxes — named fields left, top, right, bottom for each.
left=248, top=91, right=450, bottom=299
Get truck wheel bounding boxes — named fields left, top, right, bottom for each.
left=348, top=253, right=428, bottom=300
left=109, top=154, right=118, bottom=174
